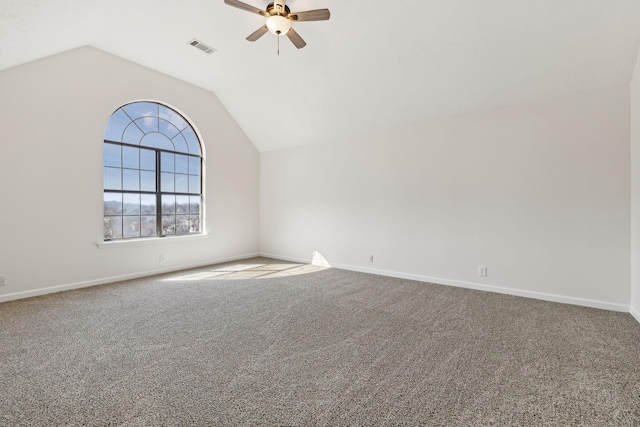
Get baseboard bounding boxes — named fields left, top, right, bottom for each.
left=5, top=252, right=633, bottom=316
left=258, top=252, right=629, bottom=313
left=631, top=305, right=640, bottom=325
left=0, top=252, right=259, bottom=304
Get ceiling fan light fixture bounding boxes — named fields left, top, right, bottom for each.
left=266, top=15, right=291, bottom=35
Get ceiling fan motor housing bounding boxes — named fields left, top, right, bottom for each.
left=267, top=1, right=290, bottom=16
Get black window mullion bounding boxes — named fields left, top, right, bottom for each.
left=156, top=149, right=162, bottom=237
left=105, top=139, right=200, bottom=158
left=104, top=190, right=155, bottom=195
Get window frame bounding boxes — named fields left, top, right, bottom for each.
left=102, top=101, right=204, bottom=242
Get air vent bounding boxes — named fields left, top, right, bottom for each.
left=189, top=39, right=217, bottom=54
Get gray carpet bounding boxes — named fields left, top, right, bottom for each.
left=1, top=257, right=639, bottom=426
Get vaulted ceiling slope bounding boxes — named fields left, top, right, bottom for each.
left=2, top=0, right=640, bottom=151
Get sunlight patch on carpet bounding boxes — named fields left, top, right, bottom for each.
left=168, top=263, right=329, bottom=281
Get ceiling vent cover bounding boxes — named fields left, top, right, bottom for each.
left=189, top=39, right=217, bottom=54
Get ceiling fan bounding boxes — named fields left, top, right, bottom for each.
left=224, top=0, right=330, bottom=50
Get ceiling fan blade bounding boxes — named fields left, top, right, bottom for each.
left=224, top=0, right=269, bottom=17
left=288, top=9, right=330, bottom=21
left=246, top=25, right=269, bottom=42
left=286, top=27, right=307, bottom=49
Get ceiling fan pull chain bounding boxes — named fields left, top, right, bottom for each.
left=277, top=34, right=280, bottom=56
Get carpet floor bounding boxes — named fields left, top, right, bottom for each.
left=1, top=257, right=639, bottom=426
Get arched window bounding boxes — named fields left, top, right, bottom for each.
left=103, top=101, right=203, bottom=240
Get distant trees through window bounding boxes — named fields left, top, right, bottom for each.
left=103, top=101, right=203, bottom=240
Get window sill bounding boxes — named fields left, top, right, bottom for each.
left=97, top=233, right=208, bottom=249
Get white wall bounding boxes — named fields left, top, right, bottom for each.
left=631, top=46, right=640, bottom=322
left=0, top=46, right=259, bottom=300
left=0, top=46, right=634, bottom=315
left=260, top=86, right=631, bottom=310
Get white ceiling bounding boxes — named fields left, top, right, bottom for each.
left=2, top=0, right=640, bottom=151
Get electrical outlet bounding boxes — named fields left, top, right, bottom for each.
left=0, top=275, right=5, bottom=286
left=478, top=266, right=487, bottom=277
left=159, top=254, right=166, bottom=263
left=369, top=255, right=374, bottom=262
